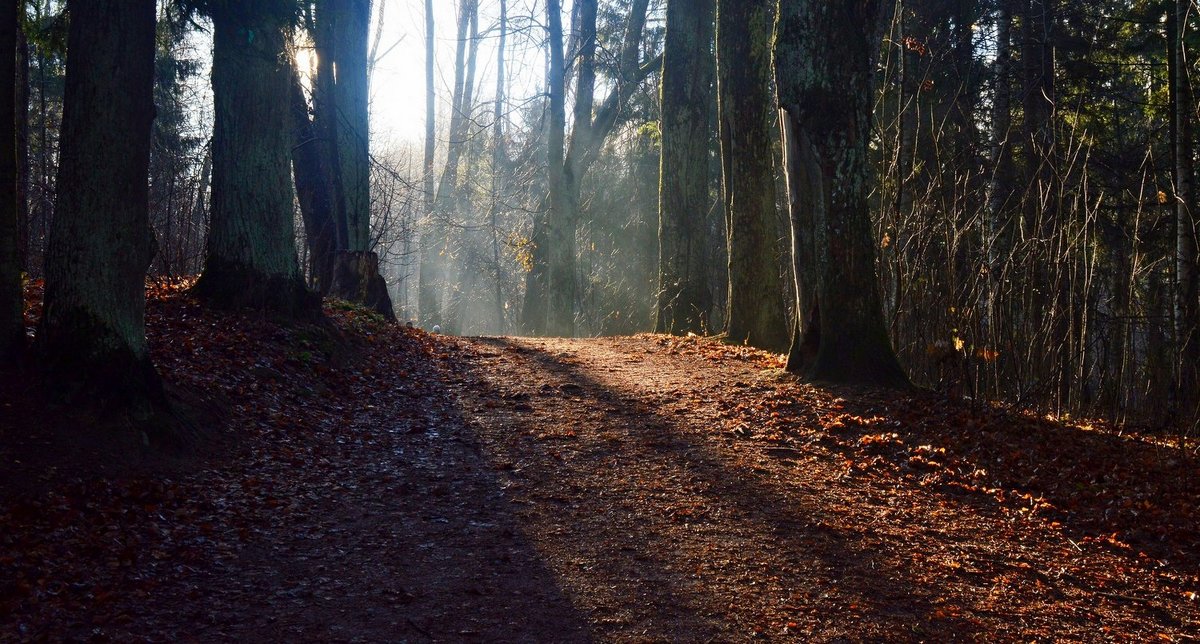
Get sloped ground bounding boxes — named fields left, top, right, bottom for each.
left=1, top=281, right=1197, bottom=641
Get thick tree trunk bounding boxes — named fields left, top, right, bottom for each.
left=1170, top=0, right=1199, bottom=414
left=780, top=112, right=819, bottom=373
left=716, top=0, right=788, bottom=352
left=542, top=0, right=596, bottom=337
left=1, top=0, right=23, bottom=362
left=488, top=0, right=508, bottom=334
left=418, top=0, right=439, bottom=326
left=314, top=0, right=393, bottom=319
left=193, top=7, right=320, bottom=319
left=315, top=0, right=371, bottom=253
left=1021, top=0, right=1056, bottom=237
left=544, top=0, right=570, bottom=336
left=442, top=1, right=481, bottom=334
left=656, top=0, right=714, bottom=336
left=290, top=72, right=338, bottom=293
left=775, top=1, right=908, bottom=387
left=37, top=0, right=166, bottom=419
left=1021, top=0, right=1072, bottom=408
left=15, top=22, right=28, bottom=275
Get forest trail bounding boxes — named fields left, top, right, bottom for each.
left=2, top=291, right=1198, bottom=641
left=441, top=335, right=1198, bottom=641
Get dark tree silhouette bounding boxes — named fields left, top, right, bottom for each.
left=36, top=0, right=167, bottom=422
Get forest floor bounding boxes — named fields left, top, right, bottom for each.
left=1, top=280, right=1198, bottom=642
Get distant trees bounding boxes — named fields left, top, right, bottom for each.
left=2, top=0, right=1195, bottom=426
left=655, top=0, right=715, bottom=336
left=191, top=1, right=320, bottom=318
left=36, top=0, right=167, bottom=421
left=775, top=1, right=908, bottom=386
left=522, top=0, right=656, bottom=336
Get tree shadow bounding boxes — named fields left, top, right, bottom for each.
left=808, top=386, right=1199, bottom=571
left=0, top=327, right=593, bottom=642
left=184, top=352, right=595, bottom=643
left=456, top=337, right=1007, bottom=639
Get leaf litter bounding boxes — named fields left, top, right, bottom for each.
left=0, top=281, right=1196, bottom=641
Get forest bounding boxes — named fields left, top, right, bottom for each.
left=1, top=0, right=1198, bottom=640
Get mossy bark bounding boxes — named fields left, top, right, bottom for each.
left=193, top=7, right=320, bottom=320
left=656, top=0, right=715, bottom=336
left=775, top=2, right=909, bottom=387
left=37, top=0, right=168, bottom=421
left=716, top=0, right=788, bottom=352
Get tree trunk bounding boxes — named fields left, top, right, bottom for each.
left=1021, top=0, right=1056, bottom=237
left=544, top=0, right=570, bottom=336
left=521, top=203, right=550, bottom=335
left=289, top=71, right=338, bottom=293
left=193, top=6, right=320, bottom=319
left=37, top=0, right=166, bottom=421
left=488, top=0, right=508, bottom=334
left=716, top=0, right=788, bottom=351
left=1, top=0, right=23, bottom=362
left=420, top=0, right=475, bottom=329
left=986, top=1, right=1014, bottom=290
left=780, top=107, right=819, bottom=373
left=15, top=18, right=27, bottom=275
left=189, top=141, right=212, bottom=276
left=1170, top=0, right=1199, bottom=414
left=314, top=0, right=393, bottom=319
left=656, top=0, right=714, bottom=336
left=418, top=0, right=439, bottom=326
left=775, top=1, right=908, bottom=387
left=542, top=0, right=596, bottom=337
left=442, top=1, right=481, bottom=334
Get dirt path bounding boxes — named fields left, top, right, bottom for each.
left=440, top=335, right=1197, bottom=641
left=3, top=309, right=1197, bottom=642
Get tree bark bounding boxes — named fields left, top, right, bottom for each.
left=442, top=0, right=481, bottom=334
left=488, top=0, right=508, bottom=334
left=1, top=0, right=23, bottom=362
left=775, top=1, right=908, bottom=387
left=987, top=1, right=1014, bottom=278
left=290, top=71, right=338, bottom=294
left=542, top=0, right=596, bottom=337
left=544, top=0, right=569, bottom=336
left=193, top=5, right=320, bottom=319
left=1021, top=0, right=1056, bottom=237
left=15, top=21, right=28, bottom=276
left=313, top=0, right=393, bottom=318
left=418, top=0, right=439, bottom=326
left=716, top=0, right=788, bottom=351
left=656, top=0, right=715, bottom=336
left=37, top=0, right=166, bottom=420
left=1170, top=0, right=1199, bottom=414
